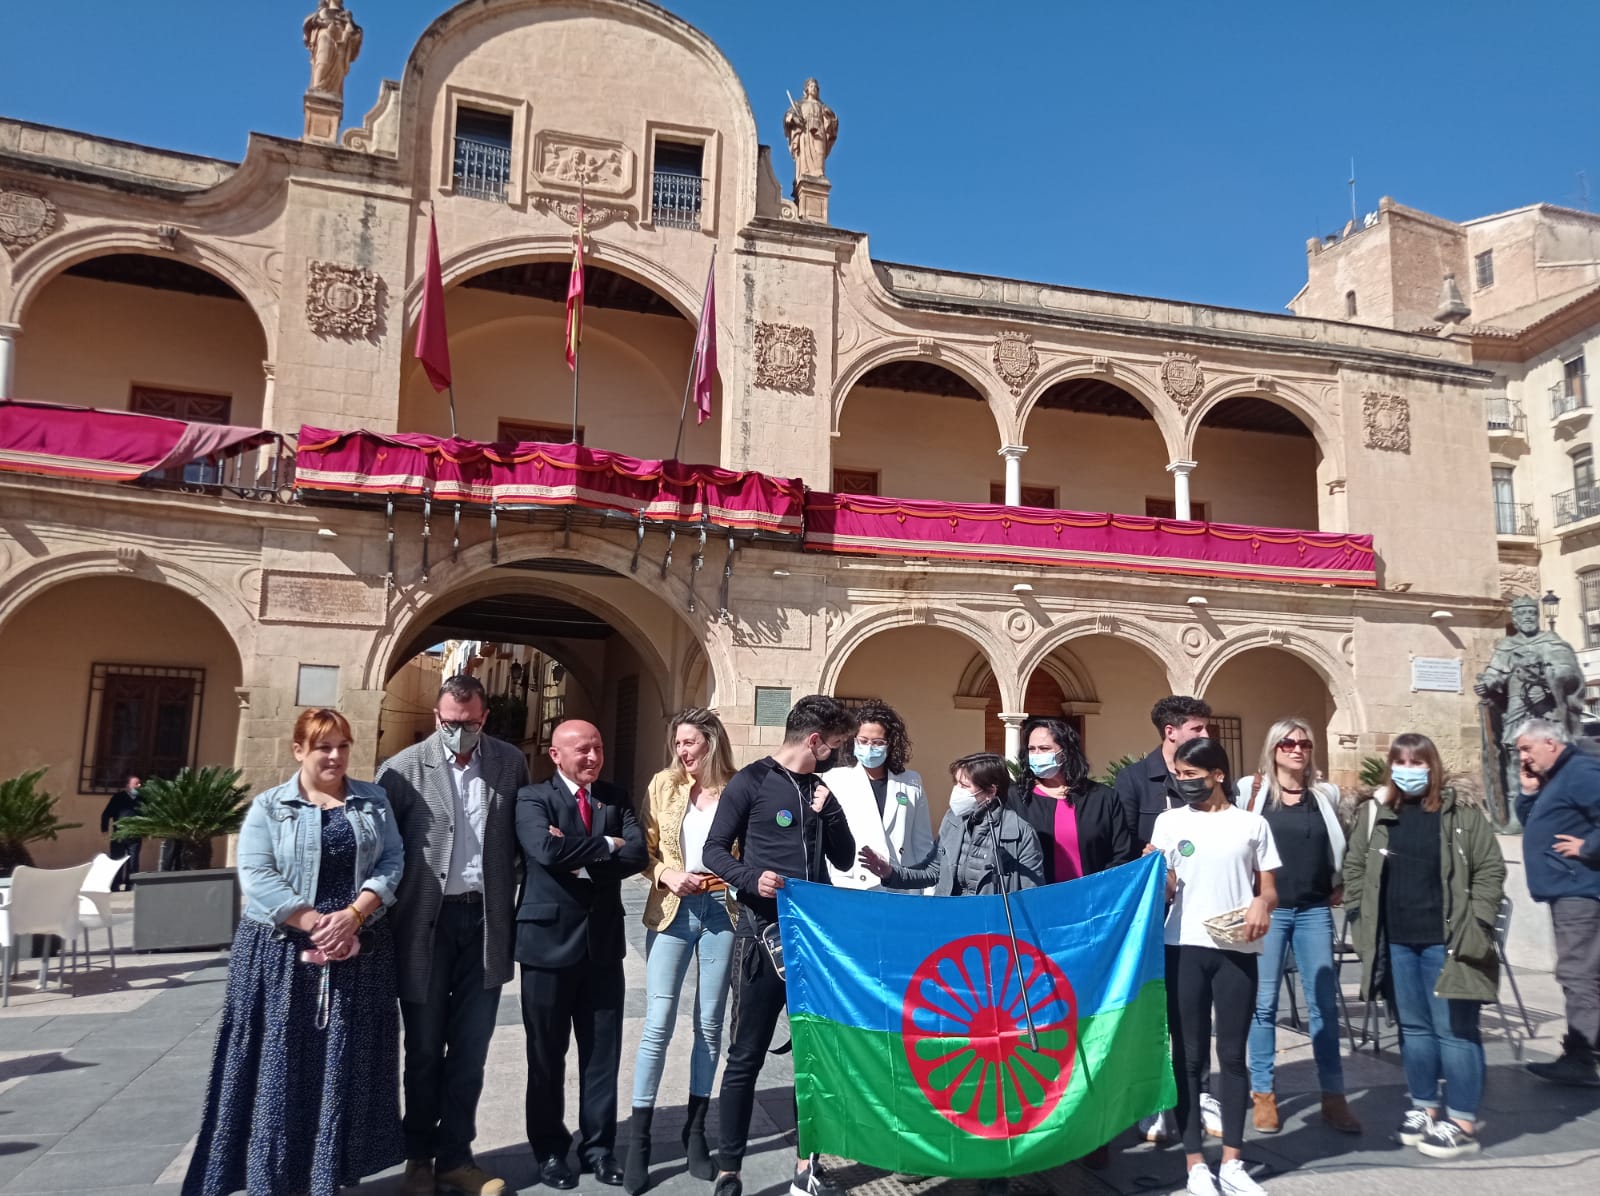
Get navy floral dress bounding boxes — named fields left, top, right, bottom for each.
left=184, top=810, right=404, bottom=1196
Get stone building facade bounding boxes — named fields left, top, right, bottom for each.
left=1294, top=197, right=1600, bottom=702
left=0, top=0, right=1507, bottom=867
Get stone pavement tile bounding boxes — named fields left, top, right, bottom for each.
left=0, top=1013, right=119, bottom=1049
left=0, top=1045, right=166, bottom=1135
left=0, top=1134, right=64, bottom=1189
left=1, top=1141, right=186, bottom=1192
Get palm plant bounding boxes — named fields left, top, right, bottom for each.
left=112, top=766, right=250, bottom=871
left=0, top=768, right=82, bottom=877
left=1358, top=755, right=1387, bottom=790
left=1095, top=754, right=1143, bottom=787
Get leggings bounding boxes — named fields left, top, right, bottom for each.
left=1167, top=945, right=1258, bottom=1151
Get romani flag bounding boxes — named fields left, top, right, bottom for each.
left=565, top=202, right=585, bottom=371
left=777, top=852, right=1174, bottom=1177
left=414, top=212, right=452, bottom=391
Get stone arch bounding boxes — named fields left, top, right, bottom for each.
left=1018, top=614, right=1185, bottom=694
left=6, top=227, right=277, bottom=357
left=0, top=549, right=255, bottom=661
left=361, top=526, right=738, bottom=709
left=1183, top=377, right=1343, bottom=478
left=956, top=646, right=1096, bottom=705
left=831, top=342, right=1008, bottom=441
left=1016, top=359, right=1184, bottom=464
left=819, top=603, right=1019, bottom=709
left=1193, top=629, right=1363, bottom=734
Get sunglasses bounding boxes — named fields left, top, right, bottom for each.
left=1276, top=738, right=1314, bottom=752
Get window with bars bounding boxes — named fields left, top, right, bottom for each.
left=989, top=482, right=1058, bottom=509
left=1207, top=715, right=1244, bottom=779
left=832, top=468, right=880, bottom=496
left=651, top=140, right=704, bottom=230
left=80, top=663, right=205, bottom=792
left=1583, top=572, right=1600, bottom=649
left=453, top=108, right=513, bottom=202
left=1475, top=250, right=1495, bottom=289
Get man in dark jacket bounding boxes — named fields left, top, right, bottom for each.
left=1517, top=718, right=1600, bottom=1087
left=100, top=773, right=142, bottom=890
left=516, top=719, right=647, bottom=1187
left=702, top=694, right=856, bottom=1196
left=1114, top=695, right=1214, bottom=852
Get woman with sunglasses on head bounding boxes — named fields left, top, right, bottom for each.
left=625, top=708, right=739, bottom=1194
left=1150, top=738, right=1280, bottom=1196
left=1234, top=718, right=1359, bottom=1136
left=1344, top=733, right=1504, bottom=1161
left=820, top=700, right=934, bottom=893
left=1012, top=717, right=1135, bottom=885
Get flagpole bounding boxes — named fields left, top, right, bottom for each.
left=571, top=185, right=585, bottom=445
left=447, top=385, right=458, bottom=439
left=672, top=247, right=716, bottom=463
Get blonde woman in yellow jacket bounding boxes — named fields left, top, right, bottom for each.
left=624, top=708, right=739, bottom=1195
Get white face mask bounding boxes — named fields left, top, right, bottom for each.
left=949, top=785, right=979, bottom=818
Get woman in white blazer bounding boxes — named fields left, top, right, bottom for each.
left=1232, top=715, right=1360, bottom=1137
left=821, top=700, right=935, bottom=892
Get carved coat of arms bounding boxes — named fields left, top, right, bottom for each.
left=0, top=187, right=58, bottom=257
left=992, top=330, right=1039, bottom=396
left=306, top=260, right=382, bottom=339
left=1160, top=352, right=1205, bottom=412
left=1363, top=391, right=1411, bottom=453
left=754, top=322, right=817, bottom=394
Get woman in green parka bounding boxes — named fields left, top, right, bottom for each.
left=1344, top=732, right=1504, bottom=1162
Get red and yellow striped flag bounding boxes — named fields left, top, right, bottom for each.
left=564, top=201, right=585, bottom=371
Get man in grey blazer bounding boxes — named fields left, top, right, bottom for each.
left=378, top=674, right=531, bottom=1196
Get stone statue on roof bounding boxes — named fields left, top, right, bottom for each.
left=784, top=78, right=838, bottom=183
left=304, top=0, right=363, bottom=100
left=1474, top=593, right=1585, bottom=827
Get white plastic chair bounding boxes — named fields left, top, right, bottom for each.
left=2, top=861, right=94, bottom=1007
left=77, top=853, right=132, bottom=973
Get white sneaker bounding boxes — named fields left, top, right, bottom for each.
left=1200, top=1092, right=1223, bottom=1139
left=1140, top=1109, right=1177, bottom=1142
left=1217, top=1159, right=1267, bottom=1195
left=1186, top=1163, right=1218, bottom=1195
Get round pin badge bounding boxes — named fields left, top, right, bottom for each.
left=896, top=793, right=910, bottom=806
left=776, top=809, right=794, bottom=827
left=1178, top=839, right=1196, bottom=858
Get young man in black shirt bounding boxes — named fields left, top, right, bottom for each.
left=702, top=695, right=857, bottom=1196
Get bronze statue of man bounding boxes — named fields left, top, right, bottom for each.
left=1475, top=594, right=1585, bottom=826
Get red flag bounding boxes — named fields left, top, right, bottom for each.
left=565, top=204, right=585, bottom=371
left=691, top=255, right=717, bottom=424
left=414, top=212, right=452, bottom=392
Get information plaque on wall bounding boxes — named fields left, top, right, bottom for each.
left=1411, top=656, right=1463, bottom=693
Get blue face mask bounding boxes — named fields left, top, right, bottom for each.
left=1391, top=765, right=1430, bottom=796
left=1027, top=752, right=1063, bottom=778
left=856, top=743, right=889, bottom=769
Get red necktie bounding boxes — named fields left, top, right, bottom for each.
left=576, top=787, right=593, bottom=834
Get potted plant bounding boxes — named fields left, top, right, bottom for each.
left=113, top=765, right=251, bottom=951
left=0, top=767, right=82, bottom=878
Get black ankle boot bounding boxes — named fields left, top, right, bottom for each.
left=624, top=1106, right=654, bottom=1194
left=682, top=1094, right=715, bottom=1181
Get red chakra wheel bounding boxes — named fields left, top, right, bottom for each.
left=901, top=933, right=1078, bottom=1138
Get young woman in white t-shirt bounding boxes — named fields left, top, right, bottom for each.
left=1150, top=738, right=1282, bottom=1196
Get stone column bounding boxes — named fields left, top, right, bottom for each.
left=261, top=361, right=278, bottom=428
left=0, top=323, right=20, bottom=400
left=1167, top=459, right=1197, bottom=521
left=999, top=711, right=1028, bottom=762
left=998, top=444, right=1028, bottom=506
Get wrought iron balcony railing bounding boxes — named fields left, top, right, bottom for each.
left=1550, top=377, right=1590, bottom=420
left=1553, top=485, right=1600, bottom=527
left=651, top=171, right=703, bottom=230
left=1485, top=396, right=1525, bottom=435
left=452, top=137, right=512, bottom=203
left=1494, top=500, right=1534, bottom=536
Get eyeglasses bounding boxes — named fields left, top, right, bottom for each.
left=439, top=719, right=484, bottom=733
left=1276, top=738, right=1314, bottom=752
left=855, top=738, right=889, bottom=748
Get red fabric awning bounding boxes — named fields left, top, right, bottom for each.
left=0, top=400, right=275, bottom=483
left=295, top=427, right=806, bottom=534
left=803, top=492, right=1378, bottom=587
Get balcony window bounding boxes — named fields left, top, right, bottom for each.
left=131, top=386, right=229, bottom=485
left=832, top=468, right=879, bottom=496
left=498, top=419, right=583, bottom=446
left=1146, top=496, right=1210, bottom=522
left=1485, top=395, right=1524, bottom=434
left=1492, top=466, right=1533, bottom=535
left=651, top=140, right=704, bottom=230
left=1584, top=571, right=1600, bottom=649
left=1552, top=355, right=1589, bottom=418
left=1475, top=249, right=1494, bottom=289
left=453, top=108, right=513, bottom=202
left=988, top=482, right=1057, bottom=509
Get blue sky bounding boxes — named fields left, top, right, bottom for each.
left=3, top=1, right=1596, bottom=312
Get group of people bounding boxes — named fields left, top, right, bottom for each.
left=177, top=675, right=1600, bottom=1196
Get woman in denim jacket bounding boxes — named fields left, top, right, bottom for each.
left=184, top=708, right=406, bottom=1196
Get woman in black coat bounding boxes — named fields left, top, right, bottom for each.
left=1011, top=717, right=1135, bottom=882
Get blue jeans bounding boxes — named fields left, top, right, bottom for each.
left=631, top=892, right=735, bottom=1106
left=1248, top=904, right=1345, bottom=1094
left=1387, top=941, right=1485, bottom=1121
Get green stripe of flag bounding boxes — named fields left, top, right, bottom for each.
left=791, top=977, right=1175, bottom=1179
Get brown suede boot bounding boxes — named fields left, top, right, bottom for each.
left=1320, top=1092, right=1362, bottom=1134
left=1251, top=1091, right=1280, bottom=1133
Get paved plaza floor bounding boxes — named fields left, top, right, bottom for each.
left=1, top=881, right=1597, bottom=1195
